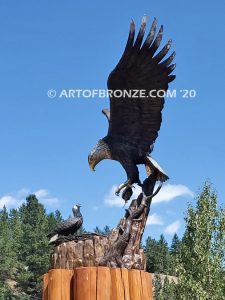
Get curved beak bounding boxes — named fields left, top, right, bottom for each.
left=90, top=165, right=95, bottom=172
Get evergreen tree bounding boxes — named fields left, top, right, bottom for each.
left=154, top=274, right=179, bottom=300
left=0, top=206, right=13, bottom=297
left=157, top=235, right=171, bottom=273
left=103, top=225, right=111, bottom=235
left=170, top=233, right=180, bottom=256
left=0, top=206, right=14, bottom=280
left=145, top=235, right=172, bottom=274
left=17, top=195, right=50, bottom=298
left=47, top=209, right=62, bottom=234
left=153, top=274, right=163, bottom=300
left=161, top=276, right=178, bottom=300
left=145, top=237, right=158, bottom=273
left=169, top=233, right=181, bottom=275
left=93, top=226, right=102, bottom=234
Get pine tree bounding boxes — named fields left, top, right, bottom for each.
left=157, top=235, right=171, bottom=273
left=145, top=235, right=172, bottom=274
left=169, top=233, right=181, bottom=275
left=17, top=195, right=50, bottom=297
left=161, top=276, right=178, bottom=300
left=47, top=209, right=62, bottom=234
left=170, top=233, right=180, bottom=256
left=153, top=274, right=163, bottom=300
left=0, top=206, right=16, bottom=279
left=0, top=206, right=14, bottom=296
left=103, top=225, right=111, bottom=235
left=145, top=237, right=158, bottom=273
left=9, top=208, right=23, bottom=263
left=154, top=274, right=179, bottom=300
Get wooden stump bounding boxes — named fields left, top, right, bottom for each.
left=43, top=267, right=153, bottom=300
left=50, top=234, right=109, bottom=269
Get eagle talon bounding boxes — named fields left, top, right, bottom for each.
left=115, top=180, right=132, bottom=196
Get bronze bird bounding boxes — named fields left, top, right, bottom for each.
left=48, top=204, right=83, bottom=245
left=88, top=16, right=176, bottom=201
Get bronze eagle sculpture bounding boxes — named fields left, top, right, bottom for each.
left=88, top=16, right=176, bottom=201
left=48, top=204, right=83, bottom=245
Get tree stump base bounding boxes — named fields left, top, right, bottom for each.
left=50, top=233, right=109, bottom=269
left=43, top=267, right=153, bottom=300
left=50, top=232, right=146, bottom=270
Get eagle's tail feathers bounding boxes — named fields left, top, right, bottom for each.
left=145, top=156, right=169, bottom=182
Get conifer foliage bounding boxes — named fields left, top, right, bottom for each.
left=0, top=195, right=61, bottom=299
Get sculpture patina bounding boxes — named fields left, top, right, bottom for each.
left=49, top=16, right=175, bottom=271
left=88, top=15, right=175, bottom=201
left=48, top=204, right=83, bottom=246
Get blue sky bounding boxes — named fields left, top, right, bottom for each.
left=0, top=0, right=225, bottom=243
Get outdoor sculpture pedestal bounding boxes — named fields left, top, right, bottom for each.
left=44, top=174, right=159, bottom=299
left=50, top=234, right=109, bottom=269
left=43, top=267, right=153, bottom=300
left=50, top=224, right=146, bottom=271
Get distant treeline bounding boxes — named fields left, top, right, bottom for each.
left=0, top=182, right=224, bottom=299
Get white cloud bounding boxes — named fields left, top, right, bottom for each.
left=17, top=188, right=30, bottom=197
left=34, top=189, right=49, bottom=198
left=0, top=195, right=19, bottom=209
left=104, top=185, right=125, bottom=207
left=146, top=213, right=164, bottom=225
left=104, top=183, right=194, bottom=208
left=0, top=188, right=60, bottom=209
left=165, top=220, right=181, bottom=235
left=34, top=189, right=59, bottom=206
left=153, top=184, right=194, bottom=204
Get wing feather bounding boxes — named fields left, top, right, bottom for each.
left=106, top=17, right=176, bottom=154
left=54, top=218, right=80, bottom=234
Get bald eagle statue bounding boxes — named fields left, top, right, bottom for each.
left=88, top=16, right=176, bottom=201
left=48, top=204, right=83, bottom=245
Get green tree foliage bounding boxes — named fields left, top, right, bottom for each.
left=0, top=196, right=65, bottom=299
left=47, top=210, right=62, bottom=234
left=145, top=234, right=174, bottom=274
left=170, top=233, right=181, bottom=256
left=161, top=276, right=178, bottom=299
left=154, top=274, right=178, bottom=300
left=0, top=206, right=15, bottom=296
left=169, top=233, right=181, bottom=276
left=176, top=183, right=225, bottom=299
left=153, top=274, right=163, bottom=299
left=16, top=195, right=51, bottom=297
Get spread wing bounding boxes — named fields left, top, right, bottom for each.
left=106, top=16, right=176, bottom=154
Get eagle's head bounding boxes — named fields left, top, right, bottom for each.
left=88, top=139, right=111, bottom=171
left=72, top=204, right=81, bottom=215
